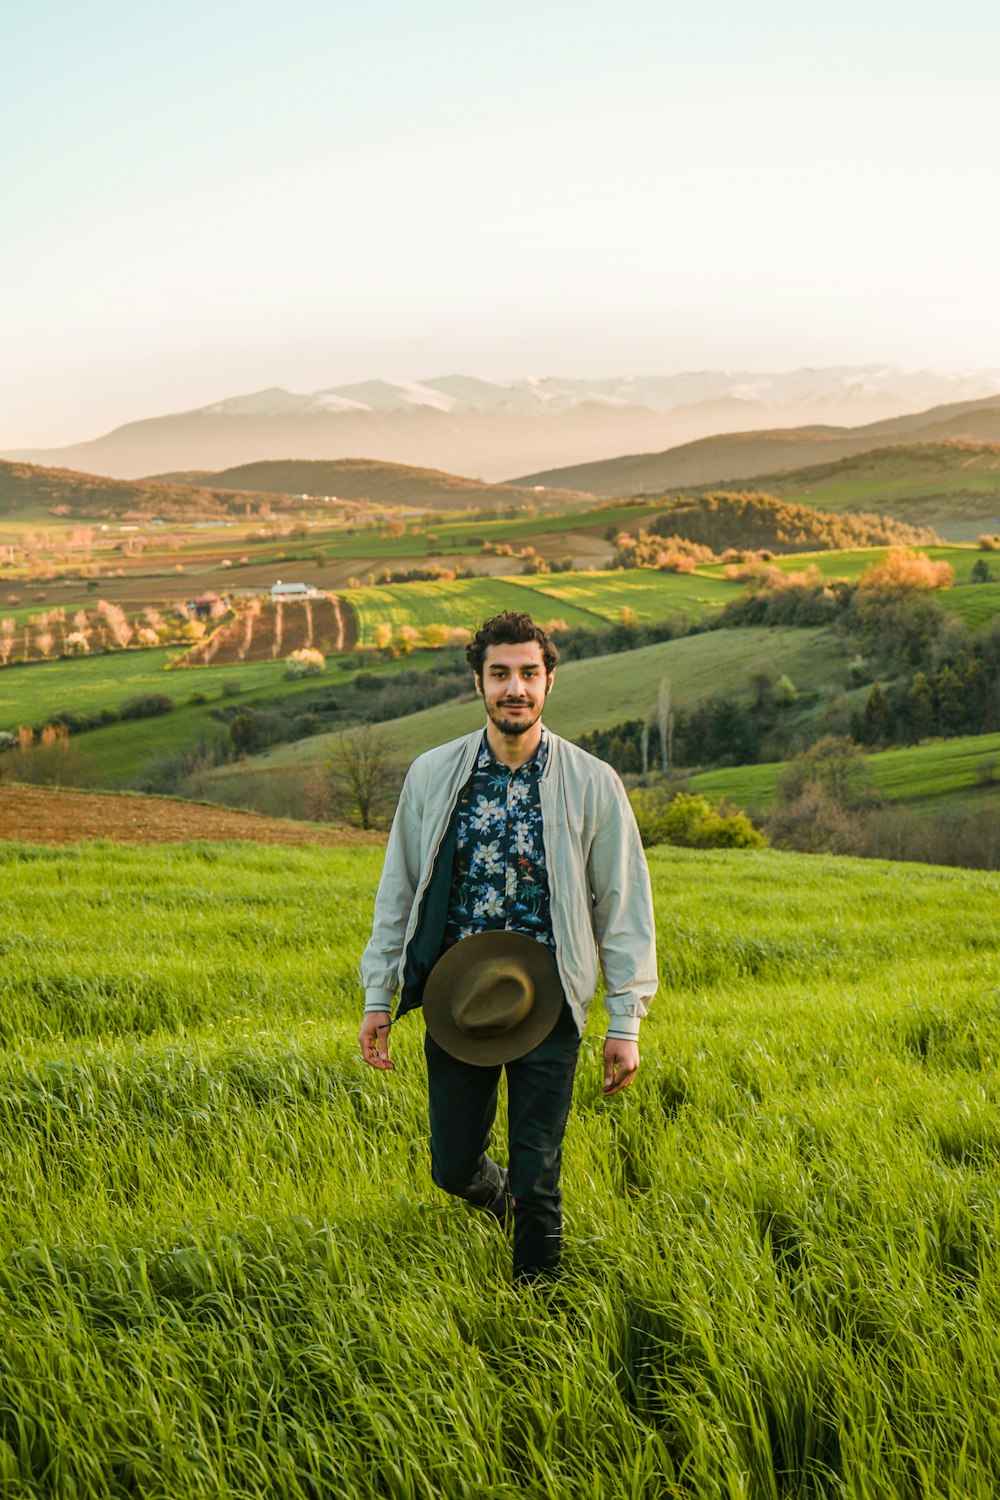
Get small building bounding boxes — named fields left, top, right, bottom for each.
left=185, top=593, right=228, bottom=620
left=270, top=581, right=320, bottom=600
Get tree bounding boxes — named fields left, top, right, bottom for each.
left=859, top=683, right=893, bottom=747
left=318, top=722, right=399, bottom=830
left=906, top=672, right=935, bottom=742
left=777, top=735, right=881, bottom=813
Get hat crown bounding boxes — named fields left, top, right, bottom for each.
left=453, top=959, right=533, bottom=1037
left=423, top=929, right=563, bottom=1065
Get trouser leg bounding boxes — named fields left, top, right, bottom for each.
left=424, top=1030, right=508, bottom=1219
left=505, top=1003, right=581, bottom=1282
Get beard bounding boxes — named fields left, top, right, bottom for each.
left=485, top=698, right=543, bottom=737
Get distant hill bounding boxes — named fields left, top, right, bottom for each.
left=146, top=458, right=593, bottom=511
left=0, top=456, right=590, bottom=524
left=511, top=399, right=1000, bottom=501
left=0, top=460, right=278, bottom=522
left=698, top=443, right=1000, bottom=534
left=8, top=368, right=1000, bottom=481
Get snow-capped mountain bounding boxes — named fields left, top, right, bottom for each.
left=7, top=367, right=1000, bottom=481
left=186, top=367, right=1000, bottom=421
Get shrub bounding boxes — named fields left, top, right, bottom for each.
left=285, top=647, right=326, bottom=679
left=629, top=788, right=765, bottom=849
left=766, top=785, right=867, bottom=855
left=776, top=736, right=881, bottom=811
left=119, top=693, right=175, bottom=721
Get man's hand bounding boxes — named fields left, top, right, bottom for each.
left=603, top=1037, right=639, bottom=1096
left=359, top=1011, right=394, bottom=1070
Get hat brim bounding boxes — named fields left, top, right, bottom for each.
left=423, top=930, right=565, bottom=1065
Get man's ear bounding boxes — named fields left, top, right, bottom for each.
left=546, top=670, right=555, bottom=694
left=474, top=674, right=483, bottom=696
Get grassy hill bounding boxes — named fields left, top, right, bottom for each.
left=218, top=626, right=849, bottom=777
left=691, top=730, right=1000, bottom=815
left=148, top=458, right=594, bottom=512
left=3, top=837, right=999, bottom=1495
left=695, top=443, right=1000, bottom=538
left=512, top=409, right=1000, bottom=517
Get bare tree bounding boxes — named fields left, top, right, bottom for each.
left=315, top=722, right=400, bottom=831
left=657, top=677, right=674, bottom=776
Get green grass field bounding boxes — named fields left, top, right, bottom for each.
left=700, top=544, right=979, bottom=584
left=691, top=730, right=1000, bottom=815
left=943, top=581, right=1000, bottom=629
left=0, top=648, right=457, bottom=785
left=2, top=836, right=999, bottom=1497
left=345, top=569, right=740, bottom=645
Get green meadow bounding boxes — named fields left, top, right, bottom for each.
left=346, top=570, right=739, bottom=645
left=691, top=730, right=1000, bottom=816
left=700, top=545, right=978, bottom=584
left=2, top=837, right=999, bottom=1497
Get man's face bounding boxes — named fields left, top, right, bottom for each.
left=475, top=641, right=554, bottom=737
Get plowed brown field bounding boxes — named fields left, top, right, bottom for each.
left=181, top=596, right=356, bottom=666
left=0, top=785, right=383, bottom=847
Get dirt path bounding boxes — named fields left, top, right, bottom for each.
left=0, top=785, right=384, bottom=848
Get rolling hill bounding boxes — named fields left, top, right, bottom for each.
left=144, top=458, right=593, bottom=512
left=511, top=399, right=1000, bottom=509
left=0, top=460, right=286, bottom=523
left=692, top=443, right=1000, bottom=538
left=0, top=456, right=590, bottom=525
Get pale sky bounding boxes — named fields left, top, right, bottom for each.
left=2, top=0, right=998, bottom=447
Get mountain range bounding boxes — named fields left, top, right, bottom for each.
left=7, top=367, right=1000, bottom=482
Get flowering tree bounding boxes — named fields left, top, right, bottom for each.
left=285, top=647, right=326, bottom=678
left=858, top=548, right=954, bottom=594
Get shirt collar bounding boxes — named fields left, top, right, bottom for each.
left=477, top=725, right=548, bottom=775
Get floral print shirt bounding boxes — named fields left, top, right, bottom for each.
left=442, top=729, right=555, bottom=953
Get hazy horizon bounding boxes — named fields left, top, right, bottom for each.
left=3, top=0, right=998, bottom=449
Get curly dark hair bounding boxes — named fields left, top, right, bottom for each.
left=465, top=611, right=560, bottom=679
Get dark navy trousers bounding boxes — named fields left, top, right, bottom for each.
left=424, top=1003, right=581, bottom=1281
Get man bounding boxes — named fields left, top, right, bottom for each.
left=358, top=611, right=657, bottom=1282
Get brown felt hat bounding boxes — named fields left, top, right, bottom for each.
left=422, top=930, right=565, bottom=1065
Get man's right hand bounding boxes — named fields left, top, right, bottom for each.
left=358, top=1011, right=394, bottom=1070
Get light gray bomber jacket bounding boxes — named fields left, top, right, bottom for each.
left=360, top=727, right=658, bottom=1040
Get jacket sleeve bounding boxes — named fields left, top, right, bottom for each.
left=586, top=774, right=658, bottom=1041
left=359, top=761, right=424, bottom=1012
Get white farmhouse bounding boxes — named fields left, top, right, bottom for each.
left=270, top=581, right=321, bottom=600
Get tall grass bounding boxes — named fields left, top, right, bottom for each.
left=1, top=839, right=999, bottom=1496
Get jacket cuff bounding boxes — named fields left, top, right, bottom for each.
left=605, top=1014, right=641, bottom=1041
left=364, top=988, right=396, bottom=1013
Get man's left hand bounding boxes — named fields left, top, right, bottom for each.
left=603, top=1038, right=640, bottom=1096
